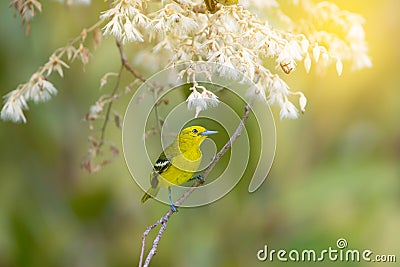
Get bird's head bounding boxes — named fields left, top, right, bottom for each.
left=178, top=126, right=218, bottom=150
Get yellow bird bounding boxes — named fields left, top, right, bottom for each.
left=141, top=126, right=218, bottom=212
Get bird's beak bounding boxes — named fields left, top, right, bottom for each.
left=199, top=130, right=218, bottom=136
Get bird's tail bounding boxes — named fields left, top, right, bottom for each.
left=141, top=186, right=160, bottom=203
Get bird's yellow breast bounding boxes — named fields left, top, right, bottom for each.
left=159, top=148, right=202, bottom=186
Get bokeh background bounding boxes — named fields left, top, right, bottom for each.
left=0, top=1, right=399, bottom=266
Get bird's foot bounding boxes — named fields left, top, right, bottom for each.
left=191, top=174, right=205, bottom=184
left=170, top=203, right=178, bottom=213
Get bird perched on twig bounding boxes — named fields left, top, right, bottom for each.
left=141, top=126, right=218, bottom=212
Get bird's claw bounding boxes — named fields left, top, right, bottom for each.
left=170, top=204, right=178, bottom=213
left=192, top=174, right=205, bottom=184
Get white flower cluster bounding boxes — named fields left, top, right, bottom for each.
left=1, top=74, right=57, bottom=123
left=100, top=0, right=150, bottom=43
left=186, top=82, right=220, bottom=118
left=101, top=0, right=370, bottom=119
left=2, top=0, right=372, bottom=123
left=267, top=0, right=372, bottom=76
left=1, top=35, right=90, bottom=123
left=304, top=2, right=372, bottom=73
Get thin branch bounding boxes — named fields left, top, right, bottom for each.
left=139, top=217, right=165, bottom=267
left=116, top=39, right=147, bottom=83
left=116, top=39, right=164, bottom=132
left=99, top=65, right=123, bottom=145
left=139, top=103, right=252, bottom=267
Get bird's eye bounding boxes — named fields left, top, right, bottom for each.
left=192, top=129, right=198, bottom=134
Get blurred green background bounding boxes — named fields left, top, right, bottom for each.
left=0, top=1, right=399, bottom=267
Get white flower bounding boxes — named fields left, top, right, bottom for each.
left=133, top=12, right=150, bottom=28
left=186, top=85, right=220, bottom=118
left=100, top=8, right=117, bottom=20
left=351, top=53, right=372, bottom=71
left=347, top=24, right=365, bottom=40
left=1, top=92, right=28, bottom=123
left=150, top=20, right=166, bottom=40
left=301, top=38, right=309, bottom=52
left=336, top=58, right=343, bottom=76
left=1, top=101, right=26, bottom=123
left=123, top=19, right=143, bottom=43
left=90, top=104, right=103, bottom=115
left=45, top=55, right=70, bottom=77
left=304, top=54, right=311, bottom=73
left=246, top=84, right=267, bottom=102
left=276, top=40, right=304, bottom=74
left=1, top=74, right=57, bottom=123
left=313, top=43, right=321, bottom=62
left=28, top=79, right=58, bottom=103
left=291, top=91, right=308, bottom=113
left=101, top=1, right=149, bottom=44
left=280, top=100, right=298, bottom=120
left=268, top=76, right=290, bottom=106
left=103, top=17, right=123, bottom=40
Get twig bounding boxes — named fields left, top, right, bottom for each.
left=152, top=93, right=163, bottom=132
left=85, top=38, right=149, bottom=170
left=139, top=215, right=171, bottom=267
left=116, top=39, right=147, bottom=83
left=99, top=65, right=123, bottom=145
left=139, top=103, right=252, bottom=267
left=98, top=37, right=144, bottom=147
left=116, top=39, right=164, bottom=132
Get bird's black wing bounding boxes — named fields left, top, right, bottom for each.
left=153, top=151, right=172, bottom=173
left=150, top=151, right=172, bottom=189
